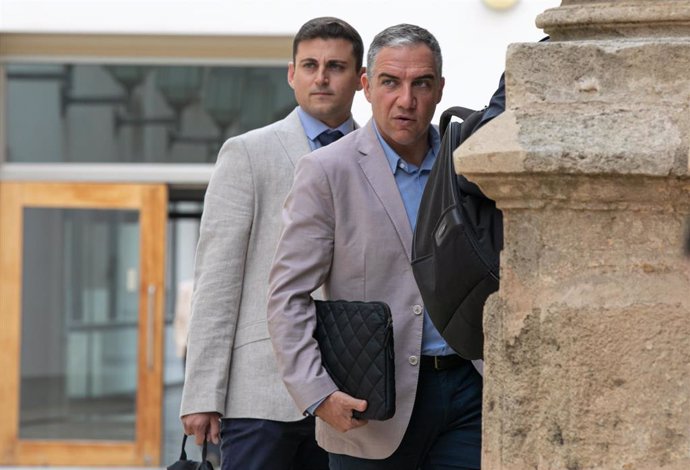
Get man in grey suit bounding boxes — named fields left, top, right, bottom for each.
left=268, top=25, right=482, bottom=469
left=180, top=17, right=365, bottom=470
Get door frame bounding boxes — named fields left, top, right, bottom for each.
left=0, top=181, right=167, bottom=466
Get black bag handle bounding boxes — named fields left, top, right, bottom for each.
left=201, top=435, right=209, bottom=464
left=179, top=434, right=189, bottom=461
left=179, top=434, right=210, bottom=465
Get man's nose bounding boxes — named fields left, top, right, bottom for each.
left=397, top=84, right=416, bottom=109
left=315, top=66, right=329, bottom=85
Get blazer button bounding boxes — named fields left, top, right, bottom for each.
left=408, top=355, right=419, bottom=366
left=412, top=304, right=423, bottom=315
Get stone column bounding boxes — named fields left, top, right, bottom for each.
left=455, top=1, right=690, bottom=469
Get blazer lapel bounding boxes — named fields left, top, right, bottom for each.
left=274, top=108, right=311, bottom=168
left=356, top=120, right=414, bottom=261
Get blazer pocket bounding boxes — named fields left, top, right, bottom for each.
left=233, top=320, right=270, bottom=349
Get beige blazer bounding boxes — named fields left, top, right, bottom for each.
left=268, top=120, right=430, bottom=458
left=180, top=108, right=313, bottom=421
left=173, top=279, right=194, bottom=358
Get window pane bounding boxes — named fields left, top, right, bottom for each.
left=6, top=63, right=295, bottom=163
left=20, top=208, right=140, bottom=441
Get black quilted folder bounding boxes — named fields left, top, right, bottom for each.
left=314, top=300, right=396, bottom=421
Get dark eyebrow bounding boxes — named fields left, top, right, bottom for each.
left=377, top=73, right=399, bottom=80
left=377, top=73, right=436, bottom=81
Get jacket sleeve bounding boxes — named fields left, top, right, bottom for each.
left=179, top=136, right=254, bottom=417
left=267, top=153, right=339, bottom=413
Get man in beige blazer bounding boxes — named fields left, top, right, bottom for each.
left=180, top=17, right=364, bottom=470
left=268, top=25, right=482, bottom=469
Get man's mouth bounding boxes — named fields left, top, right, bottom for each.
left=394, top=115, right=415, bottom=122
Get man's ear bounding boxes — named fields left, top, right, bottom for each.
left=437, top=76, right=445, bottom=103
left=361, top=73, right=372, bottom=102
left=356, top=67, right=366, bottom=91
left=287, top=62, right=296, bottom=89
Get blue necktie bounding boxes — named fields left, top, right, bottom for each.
left=316, top=130, right=344, bottom=147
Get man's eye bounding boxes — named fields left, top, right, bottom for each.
left=302, top=63, right=317, bottom=69
left=328, top=63, right=345, bottom=71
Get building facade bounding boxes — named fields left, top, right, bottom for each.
left=0, top=1, right=557, bottom=466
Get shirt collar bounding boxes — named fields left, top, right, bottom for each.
left=373, top=122, right=441, bottom=174
left=296, top=106, right=355, bottom=141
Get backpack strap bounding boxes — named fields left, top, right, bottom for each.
left=439, top=106, right=476, bottom=138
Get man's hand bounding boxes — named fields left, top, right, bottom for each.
left=181, top=412, right=222, bottom=445
left=315, top=391, right=368, bottom=433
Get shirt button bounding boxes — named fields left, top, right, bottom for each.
left=408, top=355, right=419, bottom=366
left=412, top=304, right=423, bottom=315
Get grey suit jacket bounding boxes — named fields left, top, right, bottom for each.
left=180, top=108, right=313, bottom=422
left=268, top=120, right=430, bottom=458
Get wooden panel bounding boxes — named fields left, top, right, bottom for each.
left=135, top=184, right=168, bottom=465
left=0, top=181, right=168, bottom=466
left=20, top=182, right=144, bottom=209
left=0, top=183, right=23, bottom=464
left=0, top=33, right=292, bottom=62
left=16, top=441, right=139, bottom=466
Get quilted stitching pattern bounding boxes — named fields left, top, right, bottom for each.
left=314, top=300, right=396, bottom=420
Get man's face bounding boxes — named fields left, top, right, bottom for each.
left=288, top=38, right=363, bottom=128
left=362, top=44, right=444, bottom=162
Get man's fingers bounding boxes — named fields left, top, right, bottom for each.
left=337, top=414, right=367, bottom=432
left=181, top=413, right=219, bottom=445
left=350, top=416, right=368, bottom=429
left=336, top=391, right=367, bottom=410
left=352, top=399, right=368, bottom=413
left=194, top=427, right=206, bottom=446
left=181, top=415, right=201, bottom=438
left=314, top=392, right=372, bottom=432
left=209, top=415, right=221, bottom=444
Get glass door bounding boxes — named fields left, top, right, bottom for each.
left=0, top=182, right=167, bottom=466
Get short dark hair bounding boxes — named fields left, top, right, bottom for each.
left=293, top=17, right=364, bottom=71
left=367, top=24, right=442, bottom=80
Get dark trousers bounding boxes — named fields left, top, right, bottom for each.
left=220, top=416, right=328, bottom=470
left=328, top=358, right=482, bottom=470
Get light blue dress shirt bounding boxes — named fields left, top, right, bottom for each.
left=296, top=106, right=355, bottom=150
left=373, top=123, right=456, bottom=357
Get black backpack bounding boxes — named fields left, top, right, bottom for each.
left=411, top=75, right=505, bottom=360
